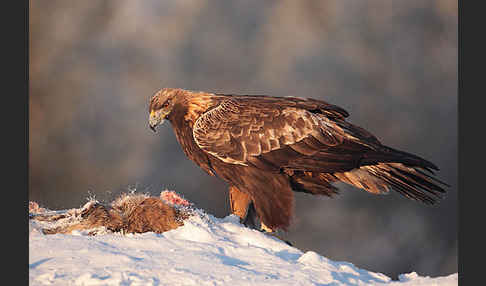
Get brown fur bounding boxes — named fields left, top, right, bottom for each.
left=125, top=197, right=187, bottom=234
left=31, top=194, right=189, bottom=235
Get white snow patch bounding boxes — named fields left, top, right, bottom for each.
left=30, top=210, right=458, bottom=286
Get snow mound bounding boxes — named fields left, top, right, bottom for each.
left=30, top=209, right=458, bottom=286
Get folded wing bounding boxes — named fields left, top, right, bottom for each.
left=193, top=98, right=349, bottom=167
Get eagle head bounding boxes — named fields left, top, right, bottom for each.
left=148, top=88, right=178, bottom=132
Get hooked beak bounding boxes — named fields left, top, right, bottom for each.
left=149, top=110, right=167, bottom=133
left=149, top=110, right=160, bottom=133
left=149, top=124, right=157, bottom=133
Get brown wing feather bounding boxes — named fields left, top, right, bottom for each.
left=193, top=99, right=347, bottom=167
left=214, top=93, right=350, bottom=119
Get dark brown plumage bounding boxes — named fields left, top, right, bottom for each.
left=148, top=88, right=448, bottom=231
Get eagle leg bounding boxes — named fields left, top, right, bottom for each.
left=229, top=186, right=271, bottom=231
left=228, top=186, right=292, bottom=245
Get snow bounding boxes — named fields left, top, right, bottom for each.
left=30, top=208, right=458, bottom=286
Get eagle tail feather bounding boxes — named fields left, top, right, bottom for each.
left=340, top=163, right=447, bottom=204
left=361, top=145, right=440, bottom=172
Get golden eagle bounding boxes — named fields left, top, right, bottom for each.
left=148, top=88, right=447, bottom=231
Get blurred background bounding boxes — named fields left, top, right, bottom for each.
left=29, top=0, right=457, bottom=279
